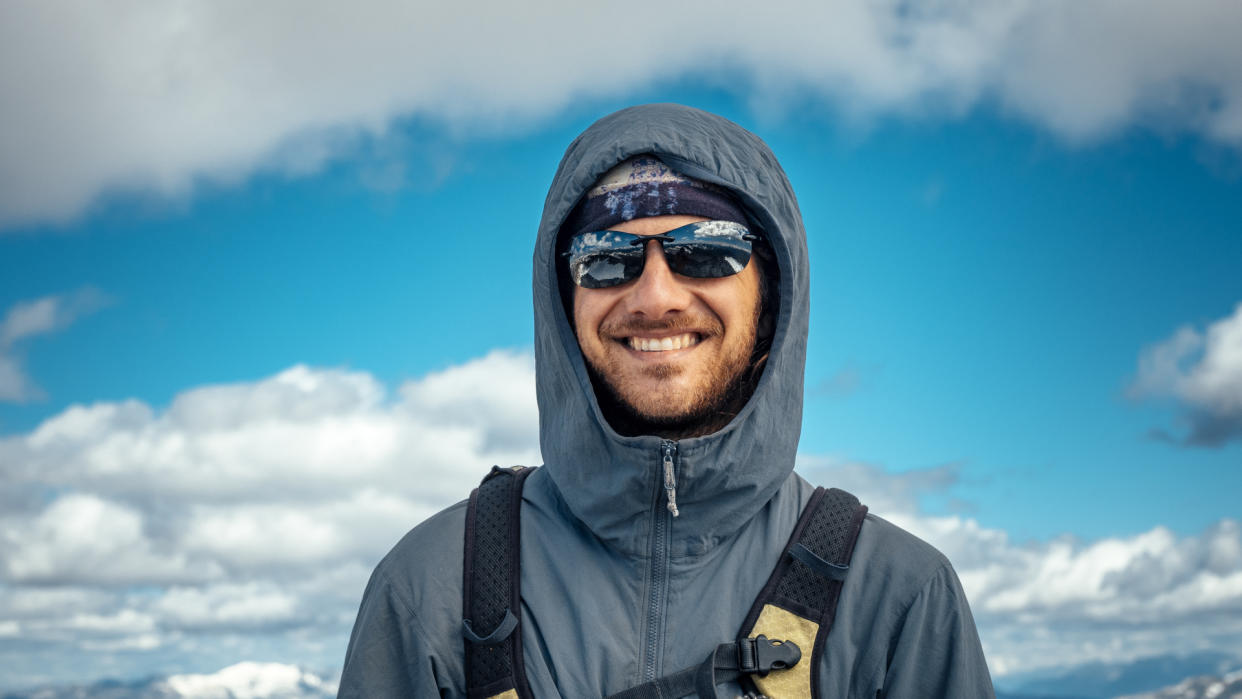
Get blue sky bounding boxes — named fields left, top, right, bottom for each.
left=4, top=92, right=1237, bottom=540
left=2, top=1, right=1241, bottom=691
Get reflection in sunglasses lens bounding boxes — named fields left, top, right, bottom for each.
left=568, top=221, right=755, bottom=289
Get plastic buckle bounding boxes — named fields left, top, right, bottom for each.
left=740, top=635, right=801, bottom=677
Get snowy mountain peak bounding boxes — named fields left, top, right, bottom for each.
left=1, top=663, right=336, bottom=699
left=1115, top=670, right=1242, bottom=699
left=161, top=662, right=334, bottom=699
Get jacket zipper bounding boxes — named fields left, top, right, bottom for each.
left=663, top=441, right=680, bottom=518
left=643, top=439, right=679, bottom=683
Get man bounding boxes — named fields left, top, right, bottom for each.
left=339, top=104, right=995, bottom=697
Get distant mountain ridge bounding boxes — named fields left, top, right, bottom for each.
left=999, top=651, right=1242, bottom=699
left=1115, top=668, right=1242, bottom=699
left=0, top=662, right=335, bottom=699
left=5, top=657, right=1242, bottom=699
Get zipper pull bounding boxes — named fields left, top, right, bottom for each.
left=661, top=441, right=679, bottom=518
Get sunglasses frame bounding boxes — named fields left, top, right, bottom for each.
left=563, top=220, right=759, bottom=289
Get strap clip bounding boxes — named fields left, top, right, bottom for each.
left=738, top=635, right=801, bottom=677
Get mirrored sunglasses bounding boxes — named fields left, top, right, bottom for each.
left=564, top=220, right=758, bottom=289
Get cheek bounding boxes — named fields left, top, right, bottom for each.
left=720, top=273, right=763, bottom=329
left=572, top=288, right=593, bottom=333
left=572, top=288, right=610, bottom=339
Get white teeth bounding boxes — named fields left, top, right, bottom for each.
left=627, top=333, right=699, bottom=352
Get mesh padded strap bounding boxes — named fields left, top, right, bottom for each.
left=739, top=487, right=867, bottom=699
left=463, top=466, right=535, bottom=699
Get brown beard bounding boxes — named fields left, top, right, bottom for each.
left=585, top=306, right=763, bottom=440
left=588, top=360, right=758, bottom=439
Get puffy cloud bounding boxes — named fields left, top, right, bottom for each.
left=0, top=350, right=537, bottom=686
left=152, top=584, right=300, bottom=631
left=1, top=351, right=1240, bottom=686
left=1130, top=302, right=1242, bottom=446
left=399, top=348, right=539, bottom=453
left=6, top=357, right=537, bottom=506
left=800, top=459, right=1242, bottom=676
left=0, top=289, right=108, bottom=349
left=0, top=586, right=118, bottom=626
left=3, top=1, right=1242, bottom=229
left=0, top=289, right=111, bottom=402
left=0, top=494, right=219, bottom=586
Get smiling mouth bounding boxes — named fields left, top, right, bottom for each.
left=626, top=333, right=701, bottom=352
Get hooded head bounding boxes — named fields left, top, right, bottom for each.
left=533, top=104, right=809, bottom=554
left=562, top=155, right=777, bottom=439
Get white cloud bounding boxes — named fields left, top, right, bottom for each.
left=0, top=351, right=537, bottom=686
left=1130, top=301, right=1242, bottom=446
left=6, top=354, right=538, bottom=507
left=0, top=350, right=538, bottom=584
left=1, top=351, right=1240, bottom=685
left=0, top=289, right=111, bottom=402
left=63, top=608, right=157, bottom=635
left=0, top=288, right=110, bottom=349
left=0, top=355, right=33, bottom=403
left=399, top=348, right=539, bottom=453
left=798, top=459, right=1242, bottom=676
left=152, top=584, right=300, bottom=631
left=3, top=0, right=1242, bottom=229
left=0, top=493, right=219, bottom=586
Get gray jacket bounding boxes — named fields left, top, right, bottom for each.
left=339, top=104, right=995, bottom=698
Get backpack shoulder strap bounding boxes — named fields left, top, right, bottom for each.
left=738, top=486, right=868, bottom=699
left=462, top=465, right=536, bottom=699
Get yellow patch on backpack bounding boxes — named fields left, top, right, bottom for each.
left=747, top=604, right=819, bottom=699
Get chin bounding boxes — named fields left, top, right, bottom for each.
left=584, top=347, right=758, bottom=438
left=614, top=377, right=701, bottom=418
left=622, top=397, right=698, bottom=423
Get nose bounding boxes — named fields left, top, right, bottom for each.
left=623, top=239, right=692, bottom=318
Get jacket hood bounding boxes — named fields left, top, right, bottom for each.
left=533, top=104, right=809, bottom=556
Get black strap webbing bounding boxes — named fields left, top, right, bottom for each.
left=463, top=465, right=536, bottom=699
left=607, top=635, right=801, bottom=699
left=736, top=486, right=868, bottom=699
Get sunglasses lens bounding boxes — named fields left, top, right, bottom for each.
left=566, top=221, right=756, bottom=288
left=569, top=249, right=645, bottom=289
left=664, top=239, right=752, bottom=279
left=662, top=221, right=753, bottom=279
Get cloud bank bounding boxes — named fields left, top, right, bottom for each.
left=800, top=457, right=1242, bottom=676
left=3, top=0, right=1242, bottom=229
left=2, top=350, right=1240, bottom=687
left=1131, top=301, right=1242, bottom=446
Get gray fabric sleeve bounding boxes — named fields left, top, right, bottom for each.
left=881, top=562, right=995, bottom=698
left=338, top=567, right=444, bottom=699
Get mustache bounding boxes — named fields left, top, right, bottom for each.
left=600, top=313, right=724, bottom=338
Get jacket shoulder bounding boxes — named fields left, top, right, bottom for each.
left=784, top=478, right=951, bottom=597
left=854, top=513, right=953, bottom=588
left=849, top=514, right=994, bottom=695
left=837, top=512, right=993, bottom=689
left=340, top=499, right=472, bottom=698
left=373, top=499, right=469, bottom=608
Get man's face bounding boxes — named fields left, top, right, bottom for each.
left=572, top=214, right=763, bottom=432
